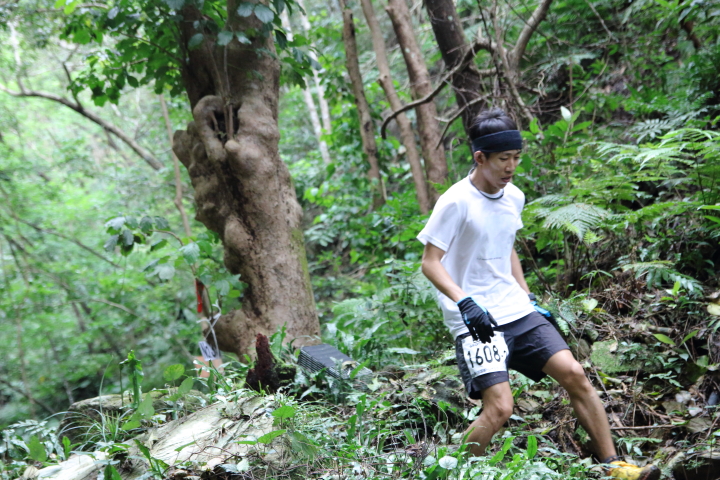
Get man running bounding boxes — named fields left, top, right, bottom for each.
left=418, top=108, right=659, bottom=480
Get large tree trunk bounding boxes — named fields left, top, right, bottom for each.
left=385, top=0, right=447, bottom=204
left=172, top=2, right=320, bottom=359
left=360, top=0, right=430, bottom=214
left=339, top=0, right=385, bottom=209
left=424, top=0, right=486, bottom=136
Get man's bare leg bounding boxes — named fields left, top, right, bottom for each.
left=463, top=382, right=514, bottom=457
left=542, top=350, right=616, bottom=460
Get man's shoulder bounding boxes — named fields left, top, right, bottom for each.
left=437, top=178, right=473, bottom=204
left=506, top=182, right=525, bottom=199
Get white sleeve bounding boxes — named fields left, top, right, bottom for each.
left=417, top=197, right=462, bottom=252
left=514, top=186, right=525, bottom=230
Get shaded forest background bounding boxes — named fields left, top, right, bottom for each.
left=0, top=0, right=719, bottom=476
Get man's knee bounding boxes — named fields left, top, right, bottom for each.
left=482, top=393, right=514, bottom=427
left=560, top=361, right=593, bottom=395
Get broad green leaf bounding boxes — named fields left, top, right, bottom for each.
left=156, top=264, right=175, bottom=280
left=188, top=33, right=204, bottom=49
left=136, top=393, right=155, bottom=417
left=177, top=376, right=194, bottom=395
left=271, top=405, right=296, bottom=420
left=122, top=418, right=141, bottom=430
left=154, top=216, right=170, bottom=229
left=64, top=0, right=80, bottom=14
left=218, top=31, right=233, bottom=46
left=180, top=242, right=200, bottom=264
left=163, top=364, right=185, bottom=382
left=236, top=32, right=251, bottom=44
left=139, top=216, right=153, bottom=233
left=236, top=2, right=254, bottom=16
left=105, top=216, right=125, bottom=231
left=254, top=4, right=274, bottom=23
left=27, top=435, right=47, bottom=463
left=124, top=216, right=138, bottom=229
left=150, top=239, right=168, bottom=251
left=104, top=235, right=119, bottom=252
left=257, top=429, right=286, bottom=444
left=214, top=279, right=230, bottom=296
left=653, top=333, right=675, bottom=346
left=122, top=229, right=134, bottom=246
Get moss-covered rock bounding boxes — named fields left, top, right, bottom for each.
left=589, top=340, right=661, bottom=374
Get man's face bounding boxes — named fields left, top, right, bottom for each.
left=475, top=149, right=522, bottom=190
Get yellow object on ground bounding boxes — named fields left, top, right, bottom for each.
left=607, top=460, right=661, bottom=480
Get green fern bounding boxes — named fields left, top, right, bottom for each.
left=620, top=261, right=702, bottom=294
left=538, top=203, right=609, bottom=240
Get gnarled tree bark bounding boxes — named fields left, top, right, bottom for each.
left=172, top=1, right=320, bottom=359
left=386, top=0, right=447, bottom=204
left=360, top=0, right=430, bottom=214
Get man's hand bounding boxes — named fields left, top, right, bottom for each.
left=457, top=297, right=497, bottom=343
left=529, top=293, right=563, bottom=334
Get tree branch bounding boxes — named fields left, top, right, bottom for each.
left=510, top=0, right=554, bottom=68
left=8, top=216, right=120, bottom=268
left=0, top=377, right=55, bottom=415
left=435, top=95, right=489, bottom=147
left=0, top=85, right=163, bottom=170
left=81, top=298, right=142, bottom=317
left=380, top=41, right=494, bottom=139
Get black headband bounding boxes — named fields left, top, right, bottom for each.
left=471, top=130, right=523, bottom=153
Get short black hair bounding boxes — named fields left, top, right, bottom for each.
left=469, top=108, right=517, bottom=142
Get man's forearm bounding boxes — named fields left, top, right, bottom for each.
left=422, top=242, right=467, bottom=302
left=422, top=259, right=467, bottom=302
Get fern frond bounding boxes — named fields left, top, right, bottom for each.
left=540, top=203, right=609, bottom=240
left=621, top=261, right=702, bottom=294
left=623, top=201, right=696, bottom=224
left=528, top=194, right=570, bottom=207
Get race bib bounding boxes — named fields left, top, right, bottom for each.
left=461, top=333, right=509, bottom=378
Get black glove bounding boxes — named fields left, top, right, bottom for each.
left=457, top=297, right=498, bottom=344
left=528, top=293, right=563, bottom=335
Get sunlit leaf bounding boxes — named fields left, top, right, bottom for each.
left=257, top=429, right=285, bottom=444
left=653, top=333, right=675, bottom=346
left=163, top=364, right=185, bottom=382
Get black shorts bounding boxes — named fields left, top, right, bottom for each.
left=455, top=311, right=569, bottom=399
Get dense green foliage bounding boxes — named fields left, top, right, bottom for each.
left=0, top=0, right=719, bottom=476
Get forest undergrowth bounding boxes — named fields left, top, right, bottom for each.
left=2, top=0, right=720, bottom=477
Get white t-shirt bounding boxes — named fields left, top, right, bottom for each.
left=417, top=178, right=535, bottom=339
